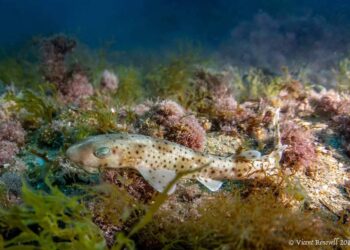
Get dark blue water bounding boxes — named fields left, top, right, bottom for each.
left=0, top=0, right=349, bottom=49
left=1, top=0, right=350, bottom=82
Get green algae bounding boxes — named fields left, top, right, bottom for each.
left=4, top=87, right=58, bottom=128
left=115, top=67, right=143, bottom=105
left=335, top=58, right=350, bottom=93
left=37, top=126, right=64, bottom=150
left=0, top=182, right=106, bottom=250
left=145, top=53, right=201, bottom=105
left=229, top=67, right=285, bottom=102
left=0, top=57, right=41, bottom=88
left=136, top=191, right=344, bottom=250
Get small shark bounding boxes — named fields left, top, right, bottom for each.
left=66, top=110, right=286, bottom=194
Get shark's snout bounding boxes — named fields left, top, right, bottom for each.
left=66, top=146, right=78, bottom=162
left=66, top=143, right=101, bottom=173
left=66, top=144, right=89, bottom=163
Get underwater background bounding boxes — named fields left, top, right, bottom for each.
left=2, top=1, right=350, bottom=249
left=2, top=0, right=350, bottom=84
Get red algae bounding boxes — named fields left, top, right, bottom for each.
left=100, top=70, right=119, bottom=93
left=0, top=140, right=19, bottom=165
left=137, top=99, right=206, bottom=151
left=166, top=115, right=206, bottom=151
left=0, top=120, right=26, bottom=165
left=0, top=120, right=26, bottom=145
left=281, top=121, right=317, bottom=175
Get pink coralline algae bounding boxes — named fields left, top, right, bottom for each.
left=59, top=68, right=94, bottom=104
left=216, top=101, right=257, bottom=135
left=311, top=90, right=350, bottom=117
left=193, top=68, right=234, bottom=98
left=0, top=121, right=26, bottom=165
left=152, top=100, right=186, bottom=125
left=280, top=121, right=317, bottom=175
left=0, top=121, right=26, bottom=145
left=138, top=100, right=206, bottom=151
left=41, top=35, right=76, bottom=85
left=166, top=115, right=206, bottom=151
left=100, top=70, right=119, bottom=92
left=310, top=90, right=350, bottom=156
left=278, top=80, right=312, bottom=118
left=332, top=114, right=350, bottom=156
left=0, top=141, right=20, bottom=166
left=41, top=35, right=94, bottom=104
left=332, top=115, right=350, bottom=142
left=212, top=95, right=237, bottom=122
left=132, top=101, right=153, bottom=116
left=191, top=69, right=240, bottom=134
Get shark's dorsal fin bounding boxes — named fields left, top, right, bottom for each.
left=137, top=166, right=177, bottom=194
left=238, top=150, right=261, bottom=160
left=196, top=177, right=223, bottom=191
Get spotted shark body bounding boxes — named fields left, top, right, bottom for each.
left=66, top=110, right=285, bottom=194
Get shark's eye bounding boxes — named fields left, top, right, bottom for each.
left=94, top=147, right=111, bottom=159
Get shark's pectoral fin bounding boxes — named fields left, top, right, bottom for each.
left=137, top=166, right=177, bottom=194
left=196, top=177, right=223, bottom=191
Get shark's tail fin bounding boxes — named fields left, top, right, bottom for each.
left=236, top=107, right=286, bottom=162
left=271, top=108, right=287, bottom=160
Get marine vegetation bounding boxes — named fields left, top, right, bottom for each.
left=136, top=99, right=206, bottom=150
left=0, top=120, right=26, bottom=165
left=0, top=181, right=106, bottom=250
left=280, top=121, right=317, bottom=176
left=1, top=35, right=350, bottom=250
left=136, top=191, right=342, bottom=250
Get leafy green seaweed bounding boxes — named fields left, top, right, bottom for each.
left=0, top=181, right=106, bottom=250
left=4, top=87, right=58, bottom=128
left=230, top=68, right=284, bottom=102
left=335, top=58, right=350, bottom=92
left=0, top=57, right=41, bottom=87
left=115, top=66, right=143, bottom=105
left=145, top=52, right=202, bottom=104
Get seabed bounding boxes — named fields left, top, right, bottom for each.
left=0, top=35, right=350, bottom=249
